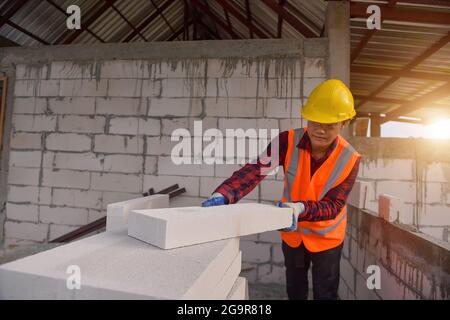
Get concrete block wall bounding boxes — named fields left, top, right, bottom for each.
left=348, top=137, right=450, bottom=244
left=0, top=40, right=329, bottom=287
left=338, top=205, right=450, bottom=300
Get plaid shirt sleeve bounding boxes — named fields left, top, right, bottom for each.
left=298, top=157, right=361, bottom=222
left=213, top=131, right=289, bottom=204
left=214, top=131, right=361, bottom=223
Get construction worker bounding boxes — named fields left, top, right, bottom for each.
left=202, top=79, right=361, bottom=300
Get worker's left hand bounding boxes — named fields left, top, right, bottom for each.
left=276, top=201, right=305, bottom=232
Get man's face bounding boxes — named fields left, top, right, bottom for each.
left=307, top=120, right=344, bottom=149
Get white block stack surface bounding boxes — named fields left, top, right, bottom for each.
left=0, top=228, right=240, bottom=300
left=210, top=251, right=242, bottom=300
left=106, top=194, right=169, bottom=231
left=128, top=203, right=293, bottom=249
left=227, top=277, right=249, bottom=300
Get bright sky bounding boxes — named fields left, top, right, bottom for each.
left=381, top=118, right=450, bottom=139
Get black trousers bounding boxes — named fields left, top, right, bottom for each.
left=282, top=240, right=343, bottom=300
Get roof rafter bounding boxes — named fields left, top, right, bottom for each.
left=214, top=0, right=269, bottom=38
left=245, top=0, right=253, bottom=38
left=261, top=0, right=316, bottom=38
left=57, top=0, right=118, bottom=44
left=352, top=65, right=450, bottom=82
left=356, top=111, right=426, bottom=124
left=381, top=82, right=450, bottom=123
left=203, top=0, right=220, bottom=39
left=354, top=95, right=408, bottom=105
left=351, top=0, right=399, bottom=64
left=46, top=0, right=105, bottom=43
left=351, top=2, right=450, bottom=25
left=197, top=16, right=220, bottom=40
left=277, top=0, right=286, bottom=38
left=123, top=0, right=175, bottom=42
left=111, top=3, right=147, bottom=41
left=0, top=0, right=28, bottom=29
left=168, top=19, right=193, bottom=41
left=356, top=32, right=450, bottom=110
left=0, top=0, right=50, bottom=45
left=150, top=0, right=179, bottom=41
left=190, top=0, right=241, bottom=39
left=2, top=18, right=49, bottom=44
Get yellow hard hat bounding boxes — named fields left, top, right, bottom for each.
left=301, top=79, right=355, bottom=124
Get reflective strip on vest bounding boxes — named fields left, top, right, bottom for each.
left=301, top=211, right=347, bottom=236
left=283, top=128, right=304, bottom=202
left=283, top=130, right=354, bottom=238
left=318, top=143, right=357, bottom=200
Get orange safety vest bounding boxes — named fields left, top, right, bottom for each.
left=280, top=127, right=361, bottom=252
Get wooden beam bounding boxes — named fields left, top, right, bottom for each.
left=0, top=0, right=28, bottom=30
left=112, top=3, right=147, bottom=41
left=2, top=18, right=49, bottom=44
left=214, top=0, right=269, bottom=38
left=351, top=2, right=450, bottom=25
left=0, top=0, right=48, bottom=45
left=277, top=0, right=286, bottom=38
left=123, top=0, right=175, bottom=42
left=352, top=65, right=450, bottom=82
left=350, top=0, right=398, bottom=64
left=356, top=32, right=450, bottom=109
left=0, top=35, right=19, bottom=47
left=192, top=1, right=198, bottom=39
left=397, top=0, right=450, bottom=7
left=191, top=0, right=241, bottom=39
left=150, top=0, right=178, bottom=41
left=225, top=8, right=232, bottom=30
left=183, top=0, right=189, bottom=40
left=245, top=0, right=253, bottom=38
left=354, top=95, right=406, bottom=105
left=203, top=0, right=220, bottom=38
left=197, top=16, right=220, bottom=39
left=261, top=0, right=316, bottom=38
left=381, top=82, right=450, bottom=123
left=168, top=19, right=193, bottom=41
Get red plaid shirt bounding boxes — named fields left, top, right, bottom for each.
left=214, top=130, right=360, bottom=222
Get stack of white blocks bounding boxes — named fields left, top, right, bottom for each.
left=0, top=195, right=292, bottom=300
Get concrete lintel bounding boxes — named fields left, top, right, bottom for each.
left=303, top=38, right=329, bottom=58
left=0, top=39, right=310, bottom=66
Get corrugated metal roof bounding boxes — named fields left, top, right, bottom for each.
left=350, top=0, right=450, bottom=123
left=0, top=0, right=448, bottom=123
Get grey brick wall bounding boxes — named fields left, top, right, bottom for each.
left=0, top=40, right=329, bottom=287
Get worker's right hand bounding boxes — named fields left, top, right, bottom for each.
left=201, top=192, right=229, bottom=207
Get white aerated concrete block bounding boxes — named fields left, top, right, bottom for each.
left=347, top=181, right=371, bottom=209
left=106, top=194, right=169, bottom=231
left=227, top=277, right=249, bottom=300
left=210, top=251, right=242, bottom=300
left=128, top=203, right=293, bottom=249
left=0, top=228, right=239, bottom=299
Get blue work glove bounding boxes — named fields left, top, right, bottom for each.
left=201, top=192, right=229, bottom=207
left=276, top=201, right=305, bottom=232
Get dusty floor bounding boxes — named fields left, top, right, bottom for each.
left=248, top=283, right=288, bottom=300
